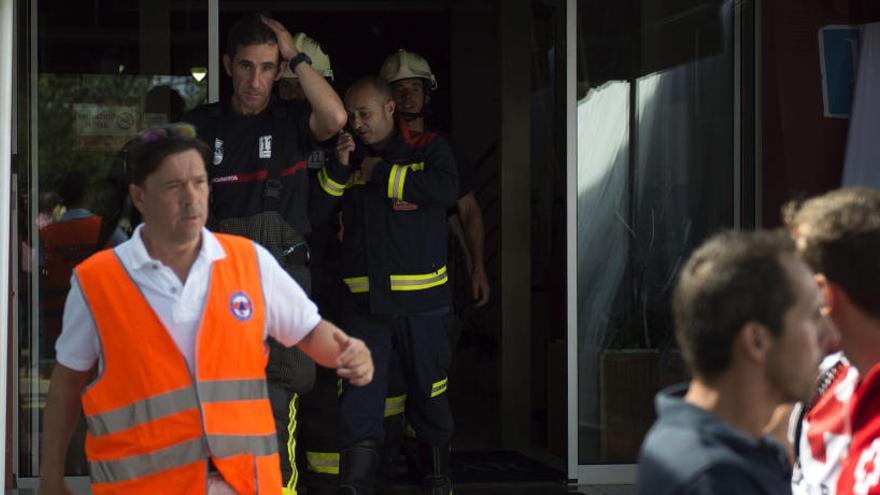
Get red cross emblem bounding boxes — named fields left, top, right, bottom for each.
left=855, top=439, right=880, bottom=494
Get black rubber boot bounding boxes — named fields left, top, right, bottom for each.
left=419, top=443, right=453, bottom=495
left=337, top=439, right=380, bottom=495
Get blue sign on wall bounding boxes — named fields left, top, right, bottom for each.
left=819, top=25, right=861, bottom=118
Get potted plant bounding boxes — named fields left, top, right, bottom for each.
left=597, top=231, right=687, bottom=462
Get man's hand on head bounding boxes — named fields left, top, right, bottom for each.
left=259, top=16, right=299, bottom=65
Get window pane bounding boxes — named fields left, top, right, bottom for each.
left=17, top=0, right=208, bottom=477
left=576, top=0, right=744, bottom=464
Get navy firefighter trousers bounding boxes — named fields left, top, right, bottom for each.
left=338, top=306, right=455, bottom=449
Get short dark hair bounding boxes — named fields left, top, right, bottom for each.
left=673, top=229, right=797, bottom=379
left=226, top=13, right=278, bottom=58
left=346, top=75, right=394, bottom=104
left=127, top=136, right=210, bottom=186
left=784, top=187, right=880, bottom=318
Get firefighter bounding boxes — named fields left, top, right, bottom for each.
left=380, top=49, right=490, bottom=309
left=182, top=14, right=348, bottom=494
left=334, top=75, right=458, bottom=495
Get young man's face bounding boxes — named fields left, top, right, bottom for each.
left=765, top=254, right=838, bottom=403
left=224, top=43, right=280, bottom=115
left=391, top=78, right=428, bottom=117
left=346, top=86, right=395, bottom=147
left=130, top=148, right=209, bottom=247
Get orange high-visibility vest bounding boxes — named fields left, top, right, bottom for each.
left=40, top=216, right=102, bottom=343
left=75, top=233, right=282, bottom=494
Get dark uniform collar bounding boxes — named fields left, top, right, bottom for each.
left=369, top=119, right=411, bottom=161
left=656, top=384, right=789, bottom=458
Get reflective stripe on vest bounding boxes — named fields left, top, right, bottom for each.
left=90, top=437, right=205, bottom=484
left=87, top=378, right=268, bottom=437
left=207, top=433, right=278, bottom=458
left=88, top=433, right=278, bottom=484
left=343, top=266, right=447, bottom=294
left=76, top=234, right=281, bottom=494
left=86, top=386, right=198, bottom=437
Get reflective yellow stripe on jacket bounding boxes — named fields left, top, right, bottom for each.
left=431, top=377, right=448, bottom=398
left=385, top=394, right=407, bottom=417
left=342, top=276, right=369, bottom=294
left=317, top=167, right=347, bottom=197
left=305, top=451, right=339, bottom=475
left=343, top=266, right=447, bottom=294
left=386, top=162, right=425, bottom=200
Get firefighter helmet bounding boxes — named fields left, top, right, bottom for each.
left=282, top=33, right=334, bottom=81
left=380, top=49, right=438, bottom=90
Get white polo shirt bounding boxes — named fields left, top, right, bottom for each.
left=55, top=225, right=322, bottom=372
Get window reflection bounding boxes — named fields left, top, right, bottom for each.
left=576, top=0, right=744, bottom=464
left=17, top=0, right=208, bottom=477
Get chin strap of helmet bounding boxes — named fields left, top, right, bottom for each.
left=397, top=110, right=423, bottom=121
left=397, top=88, right=430, bottom=121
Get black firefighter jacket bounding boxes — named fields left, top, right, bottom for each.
left=333, top=120, right=459, bottom=315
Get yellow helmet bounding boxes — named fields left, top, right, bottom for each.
left=282, top=33, right=334, bottom=81
left=380, top=49, right=437, bottom=90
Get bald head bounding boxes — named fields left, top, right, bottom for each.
left=345, top=75, right=394, bottom=105
left=346, top=75, right=397, bottom=147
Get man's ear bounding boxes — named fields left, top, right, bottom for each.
left=129, top=183, right=145, bottom=215
left=815, top=274, right=835, bottom=317
left=223, top=54, right=233, bottom=77
left=737, top=321, right=773, bottom=365
left=385, top=99, right=396, bottom=117
left=424, top=92, right=431, bottom=106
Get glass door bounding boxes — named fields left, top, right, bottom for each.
left=567, top=0, right=755, bottom=483
left=15, top=0, right=209, bottom=488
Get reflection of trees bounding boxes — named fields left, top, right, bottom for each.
left=36, top=74, right=206, bottom=201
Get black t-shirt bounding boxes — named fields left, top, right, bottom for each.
left=184, top=98, right=317, bottom=234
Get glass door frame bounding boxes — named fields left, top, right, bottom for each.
left=563, top=0, right=757, bottom=484
left=564, top=0, right=636, bottom=483
left=1, top=0, right=14, bottom=487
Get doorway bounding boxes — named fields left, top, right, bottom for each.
left=13, top=0, right=573, bottom=491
